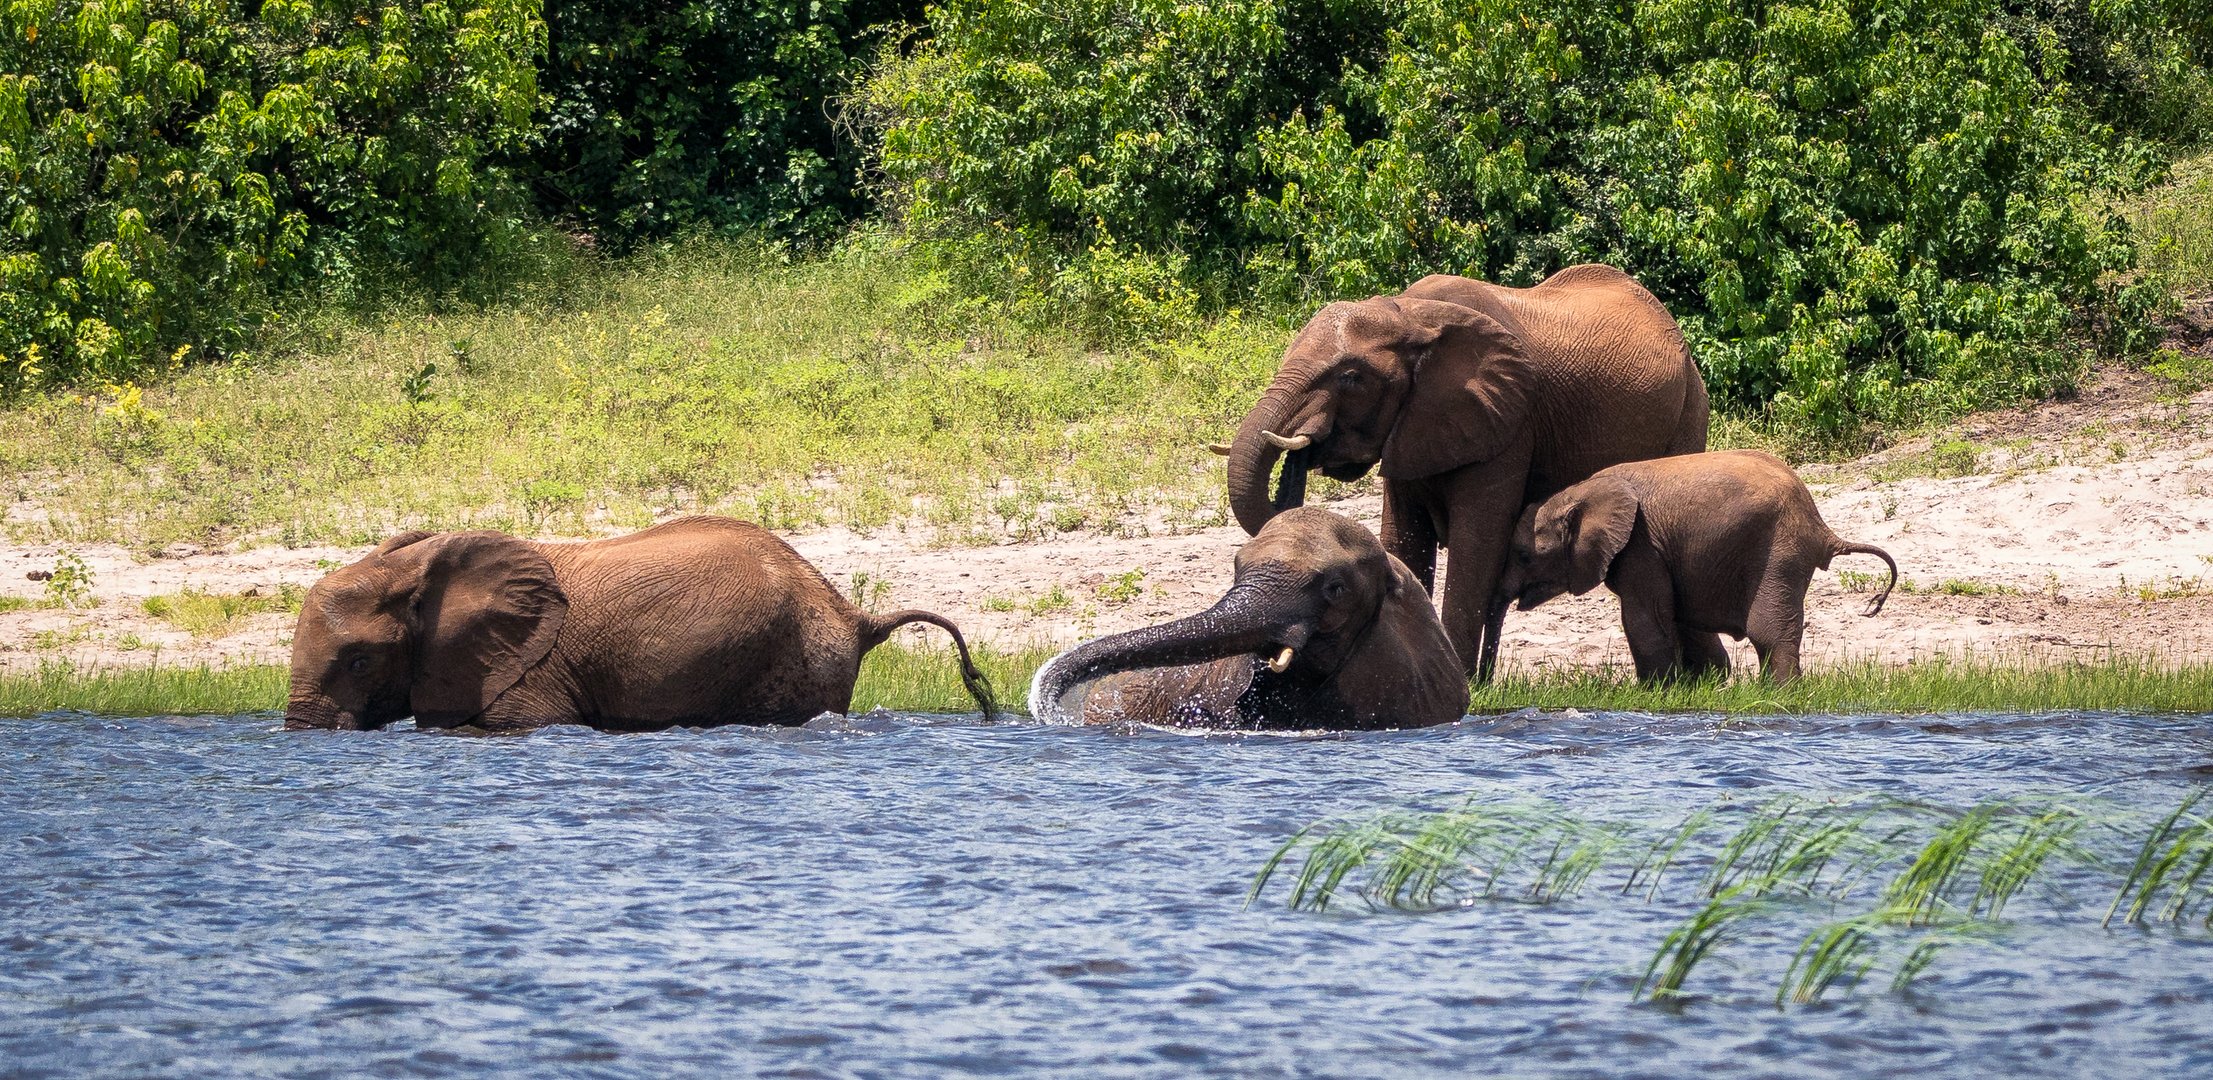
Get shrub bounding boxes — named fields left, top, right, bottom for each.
left=531, top=0, right=920, bottom=246
left=856, top=1, right=1384, bottom=269
left=0, top=0, right=544, bottom=392
left=2006, top=0, right=2213, bottom=146
left=863, top=0, right=2188, bottom=431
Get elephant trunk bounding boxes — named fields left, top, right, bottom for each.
left=1226, top=384, right=1305, bottom=536
left=1029, top=583, right=1300, bottom=724
left=283, top=694, right=356, bottom=730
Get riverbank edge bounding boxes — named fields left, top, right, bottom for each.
left=7, top=647, right=2209, bottom=720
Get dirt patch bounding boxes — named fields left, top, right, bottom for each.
left=8, top=368, right=2212, bottom=678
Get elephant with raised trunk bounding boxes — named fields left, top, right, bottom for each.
left=1028, top=508, right=1466, bottom=730
left=1218, top=265, right=1710, bottom=681
left=285, top=516, right=996, bottom=732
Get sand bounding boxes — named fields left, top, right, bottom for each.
left=6, top=367, right=2210, bottom=678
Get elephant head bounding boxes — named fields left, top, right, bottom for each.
left=1497, top=476, right=1640, bottom=613
left=1028, top=508, right=1466, bottom=729
left=1223, top=295, right=1533, bottom=536
left=285, top=531, right=568, bottom=730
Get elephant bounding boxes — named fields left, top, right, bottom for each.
left=1217, top=264, right=1710, bottom=682
left=1494, top=450, right=1898, bottom=684
left=284, top=515, right=996, bottom=732
left=1027, top=508, right=1467, bottom=730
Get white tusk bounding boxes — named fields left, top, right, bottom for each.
left=1261, top=431, right=1312, bottom=451
left=1268, top=647, right=1294, bottom=674
left=1207, top=442, right=1234, bottom=456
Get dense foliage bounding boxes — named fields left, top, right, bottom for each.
left=2, top=0, right=2205, bottom=423
left=864, top=0, right=2196, bottom=430
left=2016, top=0, right=2213, bottom=144
left=0, top=0, right=542, bottom=391
left=531, top=0, right=917, bottom=245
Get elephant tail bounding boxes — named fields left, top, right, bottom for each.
left=1833, top=541, right=1899, bottom=617
left=861, top=609, right=999, bottom=721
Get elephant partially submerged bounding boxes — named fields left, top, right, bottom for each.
left=1219, top=265, right=1710, bottom=681
left=1028, top=508, right=1466, bottom=730
left=285, top=516, right=996, bottom=732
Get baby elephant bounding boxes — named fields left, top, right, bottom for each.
left=1029, top=507, right=1466, bottom=729
left=286, top=515, right=995, bottom=732
left=1497, top=450, right=1896, bottom=684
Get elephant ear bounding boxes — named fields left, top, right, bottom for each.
left=1380, top=297, right=1536, bottom=481
left=1564, top=477, right=1640, bottom=595
left=1337, top=555, right=1467, bottom=725
left=386, top=532, right=568, bottom=727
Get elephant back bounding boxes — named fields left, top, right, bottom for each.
left=1483, top=267, right=1706, bottom=498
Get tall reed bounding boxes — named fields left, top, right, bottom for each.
left=1255, top=789, right=2210, bottom=1008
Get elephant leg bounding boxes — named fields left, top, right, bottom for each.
left=1437, top=447, right=1534, bottom=680
left=1608, top=544, right=1681, bottom=683
left=1677, top=628, right=1731, bottom=682
left=1381, top=483, right=1438, bottom=594
left=1619, top=599, right=1684, bottom=684
left=1745, top=568, right=1813, bottom=684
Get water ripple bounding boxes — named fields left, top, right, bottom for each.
left=2, top=710, right=2211, bottom=1077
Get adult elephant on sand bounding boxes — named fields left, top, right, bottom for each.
left=284, top=516, right=996, bottom=732
left=1219, top=264, right=1711, bottom=681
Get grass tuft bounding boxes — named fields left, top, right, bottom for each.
left=0, top=661, right=286, bottom=718
left=1257, top=789, right=2213, bottom=1008
left=140, top=585, right=304, bottom=638
left=852, top=642, right=1057, bottom=716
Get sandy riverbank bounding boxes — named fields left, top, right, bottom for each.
left=6, top=368, right=2210, bottom=677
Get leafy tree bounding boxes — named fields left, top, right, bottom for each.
left=0, top=0, right=543, bottom=391
left=865, top=0, right=2189, bottom=431
left=531, top=0, right=922, bottom=245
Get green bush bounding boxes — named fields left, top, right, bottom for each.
left=531, top=0, right=919, bottom=246
left=856, top=1, right=1384, bottom=269
left=864, top=0, right=2189, bottom=431
left=0, top=0, right=543, bottom=392
left=2007, top=0, right=2213, bottom=145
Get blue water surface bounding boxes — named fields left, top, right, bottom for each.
left=4, top=709, right=2213, bottom=1078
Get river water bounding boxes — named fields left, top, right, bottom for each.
left=4, top=709, right=2212, bottom=1078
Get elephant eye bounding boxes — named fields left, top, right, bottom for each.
left=348, top=655, right=372, bottom=675
left=1337, top=369, right=1360, bottom=386
left=1322, top=576, right=1347, bottom=601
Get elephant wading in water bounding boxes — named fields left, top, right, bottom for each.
left=1218, top=265, right=1709, bottom=681
left=1028, top=508, right=1466, bottom=730
left=1495, top=450, right=1899, bottom=684
left=284, top=516, right=996, bottom=732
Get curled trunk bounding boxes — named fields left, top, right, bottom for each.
left=1226, top=386, right=1302, bottom=536
left=1029, top=585, right=1287, bottom=724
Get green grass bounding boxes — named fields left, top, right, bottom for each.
left=1471, top=652, right=2213, bottom=715
left=0, top=643, right=1061, bottom=719
left=7, top=648, right=2208, bottom=719
left=140, top=585, right=304, bottom=637
left=850, top=643, right=1057, bottom=715
left=0, top=232, right=1305, bottom=548
left=0, top=661, right=287, bottom=717
left=2126, top=149, right=2213, bottom=294
left=1871, top=436, right=1985, bottom=482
